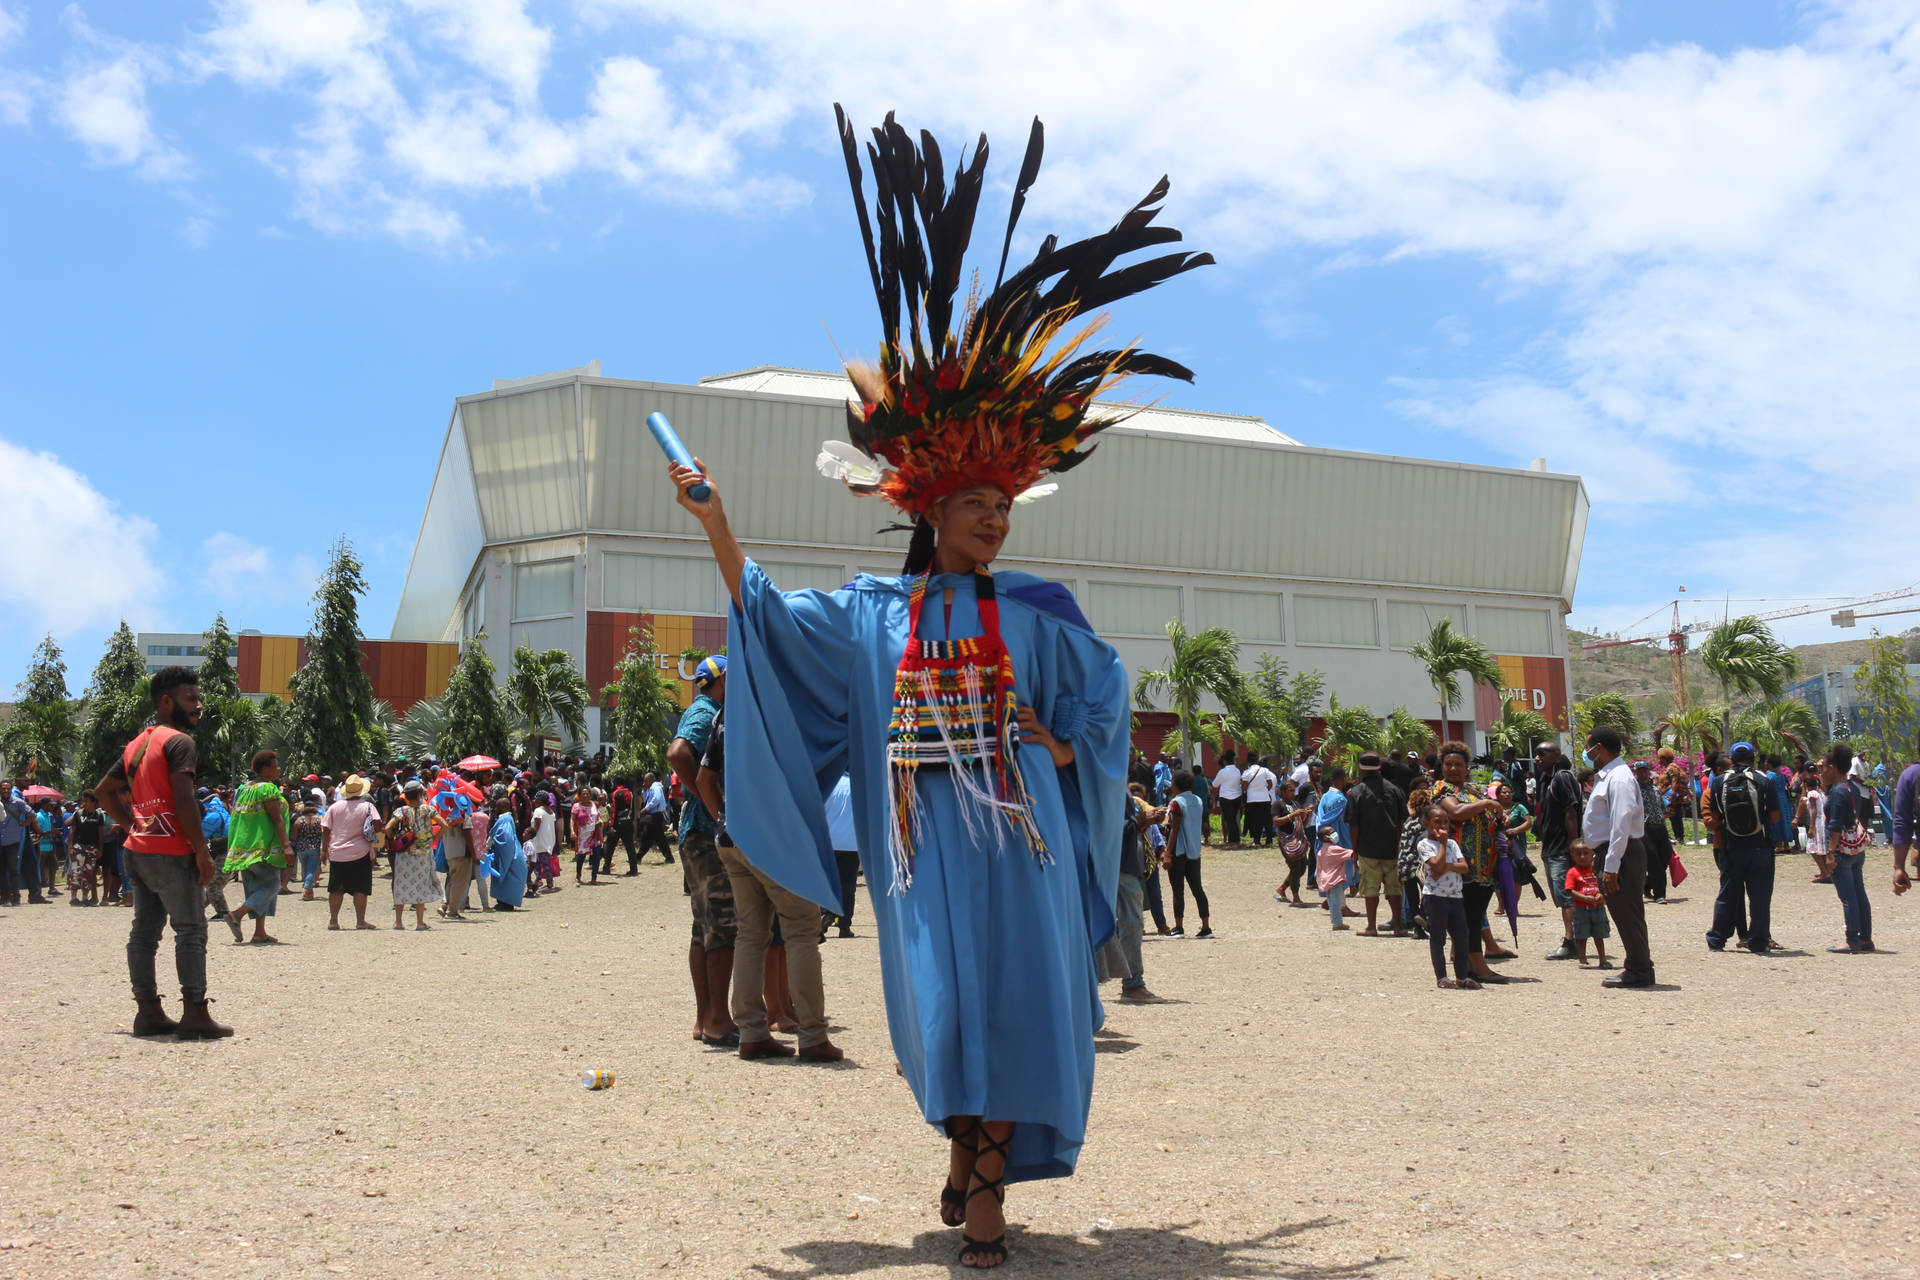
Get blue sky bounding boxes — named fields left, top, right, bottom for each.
left=3, top=1, right=1917, bottom=692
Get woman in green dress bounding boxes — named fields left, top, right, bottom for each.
left=225, top=750, right=294, bottom=944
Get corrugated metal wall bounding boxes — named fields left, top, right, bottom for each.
left=461, top=378, right=1583, bottom=603
left=462, top=385, right=581, bottom=542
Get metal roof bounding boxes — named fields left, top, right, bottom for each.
left=395, top=367, right=1588, bottom=639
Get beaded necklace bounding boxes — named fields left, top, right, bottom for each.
left=885, top=568, right=1048, bottom=890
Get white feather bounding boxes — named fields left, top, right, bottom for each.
left=1013, top=482, right=1058, bottom=504
left=815, top=440, right=884, bottom=487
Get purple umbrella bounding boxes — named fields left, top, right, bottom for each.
left=1496, top=854, right=1520, bottom=944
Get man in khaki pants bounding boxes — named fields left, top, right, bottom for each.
left=697, top=709, right=843, bottom=1062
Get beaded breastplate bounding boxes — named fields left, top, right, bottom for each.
left=884, top=569, right=1048, bottom=889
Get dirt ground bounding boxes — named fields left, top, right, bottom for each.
left=3, top=841, right=1915, bottom=1280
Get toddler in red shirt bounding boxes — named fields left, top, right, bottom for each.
left=1565, top=841, right=1612, bottom=969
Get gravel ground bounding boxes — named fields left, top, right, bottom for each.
left=3, top=843, right=1915, bottom=1280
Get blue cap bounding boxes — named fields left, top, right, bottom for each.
left=693, top=654, right=728, bottom=687
left=1731, top=740, right=1755, bottom=757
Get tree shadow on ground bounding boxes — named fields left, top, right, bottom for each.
left=753, top=1216, right=1391, bottom=1279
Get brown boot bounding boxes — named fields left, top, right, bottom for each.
left=175, top=1000, right=234, bottom=1040
left=132, top=996, right=179, bottom=1038
left=797, top=1040, right=844, bottom=1063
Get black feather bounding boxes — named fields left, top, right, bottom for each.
left=995, top=117, right=1044, bottom=291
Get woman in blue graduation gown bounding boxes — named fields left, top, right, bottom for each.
left=671, top=461, right=1130, bottom=1266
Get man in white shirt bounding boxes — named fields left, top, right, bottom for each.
left=1290, top=754, right=1313, bottom=790
left=1241, top=756, right=1278, bottom=846
left=1212, top=751, right=1245, bottom=849
left=1582, top=726, right=1653, bottom=988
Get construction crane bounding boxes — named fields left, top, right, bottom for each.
left=1580, top=580, right=1920, bottom=712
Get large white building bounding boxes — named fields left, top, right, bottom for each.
left=392, top=362, right=1588, bottom=754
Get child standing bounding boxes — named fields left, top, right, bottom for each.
left=1420, top=805, right=1476, bottom=989
left=1316, top=826, right=1355, bottom=931
left=572, top=793, right=601, bottom=884
left=1397, top=787, right=1432, bottom=939
left=1565, top=841, right=1612, bottom=968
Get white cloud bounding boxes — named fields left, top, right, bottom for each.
left=55, top=13, right=186, bottom=180
left=0, top=439, right=163, bottom=633
left=200, top=531, right=322, bottom=602
left=0, top=2, right=33, bottom=125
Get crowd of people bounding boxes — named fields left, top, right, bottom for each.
left=1105, top=726, right=1916, bottom=993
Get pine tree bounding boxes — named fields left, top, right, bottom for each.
left=193, top=614, right=242, bottom=777
left=602, top=623, right=682, bottom=778
left=2, top=636, right=79, bottom=787
left=287, top=539, right=378, bottom=775
left=439, top=635, right=511, bottom=764
left=77, top=622, right=150, bottom=786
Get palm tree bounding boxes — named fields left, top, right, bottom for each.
left=1699, top=615, right=1798, bottom=754
left=1656, top=704, right=1721, bottom=762
left=1382, top=706, right=1436, bottom=759
left=1134, top=622, right=1241, bottom=769
left=1408, top=617, right=1504, bottom=745
left=1733, top=699, right=1823, bottom=761
left=508, top=647, right=591, bottom=761
left=392, top=695, right=452, bottom=764
left=1318, top=692, right=1383, bottom=776
left=1485, top=703, right=1554, bottom=757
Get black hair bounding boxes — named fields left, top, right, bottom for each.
left=1825, top=742, right=1854, bottom=772
left=1326, top=765, right=1349, bottom=783
left=1586, top=725, right=1624, bottom=756
left=150, top=666, right=198, bottom=706
left=252, top=749, right=278, bottom=774
left=1171, top=771, right=1195, bottom=793
left=1220, top=749, right=1236, bottom=766
left=902, top=517, right=936, bottom=575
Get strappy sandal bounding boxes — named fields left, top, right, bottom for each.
left=959, top=1127, right=1011, bottom=1269
left=939, top=1119, right=979, bottom=1227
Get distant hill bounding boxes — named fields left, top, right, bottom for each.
left=1568, top=627, right=1915, bottom=724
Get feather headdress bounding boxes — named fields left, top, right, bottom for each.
left=825, top=105, right=1212, bottom=517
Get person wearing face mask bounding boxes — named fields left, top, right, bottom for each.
left=1580, top=727, right=1654, bottom=988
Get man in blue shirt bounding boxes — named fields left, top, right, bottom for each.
left=666, top=656, right=736, bottom=1046
left=198, top=787, right=241, bottom=943
left=3, top=775, right=40, bottom=904
left=821, top=774, right=860, bottom=939
left=637, top=771, right=674, bottom=867
left=1707, top=742, right=1780, bottom=955
left=1152, top=752, right=1173, bottom=804
left=1162, top=772, right=1211, bottom=937
left=1891, top=737, right=1920, bottom=897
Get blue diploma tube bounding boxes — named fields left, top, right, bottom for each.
left=647, top=412, right=710, bottom=502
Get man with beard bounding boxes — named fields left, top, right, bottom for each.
left=95, top=667, right=232, bottom=1039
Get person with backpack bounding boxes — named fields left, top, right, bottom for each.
left=1706, top=742, right=1781, bottom=955
left=1819, top=743, right=1875, bottom=953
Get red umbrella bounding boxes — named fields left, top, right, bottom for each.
left=22, top=785, right=62, bottom=802
left=457, top=755, right=501, bottom=772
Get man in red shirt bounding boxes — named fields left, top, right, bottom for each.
left=96, top=667, right=232, bottom=1039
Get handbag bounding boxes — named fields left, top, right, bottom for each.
left=1835, top=783, right=1873, bottom=856
left=1281, top=833, right=1307, bottom=861
left=1668, top=851, right=1688, bottom=887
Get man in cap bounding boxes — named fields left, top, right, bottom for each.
left=1346, top=751, right=1408, bottom=936
left=1706, top=741, right=1780, bottom=955
left=666, top=656, right=738, bottom=1046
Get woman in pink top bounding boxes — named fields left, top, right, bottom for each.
left=572, top=794, right=602, bottom=884
left=322, top=775, right=381, bottom=930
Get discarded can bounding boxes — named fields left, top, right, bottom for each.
left=580, top=1069, right=615, bottom=1090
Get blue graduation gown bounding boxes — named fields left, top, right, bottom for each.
left=488, top=813, right=528, bottom=907
left=724, top=559, right=1129, bottom=1184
